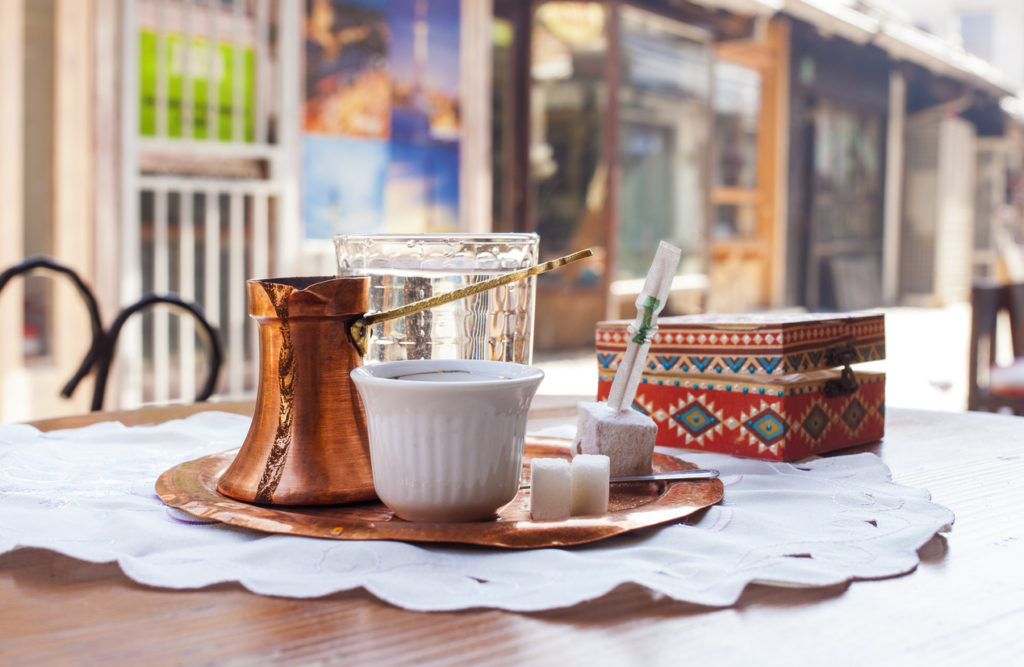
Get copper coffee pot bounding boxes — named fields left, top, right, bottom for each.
left=217, top=249, right=592, bottom=506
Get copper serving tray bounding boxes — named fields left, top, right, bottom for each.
left=156, top=436, right=724, bottom=549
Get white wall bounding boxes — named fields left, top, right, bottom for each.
left=886, top=0, right=1024, bottom=90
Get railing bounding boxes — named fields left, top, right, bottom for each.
left=125, top=180, right=279, bottom=405
left=118, top=0, right=299, bottom=407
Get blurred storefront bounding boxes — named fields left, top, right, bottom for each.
left=3, top=0, right=1022, bottom=421
left=492, top=0, right=1018, bottom=328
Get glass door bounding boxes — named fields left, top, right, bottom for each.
left=522, top=1, right=609, bottom=347
left=616, top=5, right=711, bottom=287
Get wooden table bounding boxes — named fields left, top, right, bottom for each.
left=2, top=401, right=1022, bottom=665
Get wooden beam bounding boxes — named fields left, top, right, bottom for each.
left=52, top=0, right=96, bottom=416
left=510, top=0, right=533, bottom=234
left=459, top=0, right=493, bottom=233
left=0, top=0, right=25, bottom=420
left=602, top=0, right=621, bottom=320
left=882, top=69, right=906, bottom=305
left=93, top=0, right=121, bottom=322
left=769, top=18, right=790, bottom=308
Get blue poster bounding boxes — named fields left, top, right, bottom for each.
left=303, top=0, right=389, bottom=137
left=302, top=135, right=388, bottom=239
left=301, top=0, right=461, bottom=239
left=385, top=0, right=461, bottom=230
left=384, top=140, right=460, bottom=231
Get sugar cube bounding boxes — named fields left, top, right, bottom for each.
left=530, top=458, right=571, bottom=520
left=573, top=401, right=657, bottom=477
left=571, top=454, right=610, bottom=516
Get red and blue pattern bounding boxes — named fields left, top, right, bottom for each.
left=597, top=372, right=885, bottom=461
left=594, top=313, right=886, bottom=461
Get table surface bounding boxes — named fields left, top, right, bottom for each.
left=2, top=399, right=1022, bottom=665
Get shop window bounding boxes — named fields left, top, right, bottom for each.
left=713, top=61, right=760, bottom=190
left=713, top=203, right=758, bottom=241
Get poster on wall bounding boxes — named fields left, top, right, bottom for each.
left=137, top=0, right=256, bottom=142
left=301, top=0, right=461, bottom=240
left=303, top=0, right=390, bottom=137
left=385, top=0, right=461, bottom=232
left=302, top=0, right=391, bottom=239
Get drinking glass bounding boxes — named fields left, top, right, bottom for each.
left=335, top=233, right=539, bottom=364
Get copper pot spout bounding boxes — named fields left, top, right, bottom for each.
left=217, top=276, right=376, bottom=505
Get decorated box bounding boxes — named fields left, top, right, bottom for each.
left=595, top=313, right=886, bottom=461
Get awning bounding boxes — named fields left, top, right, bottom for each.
left=694, top=0, right=1018, bottom=98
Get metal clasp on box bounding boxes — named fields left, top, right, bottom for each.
left=824, top=343, right=859, bottom=398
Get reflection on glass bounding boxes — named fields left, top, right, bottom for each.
left=713, top=204, right=758, bottom=240
left=713, top=61, right=760, bottom=189
left=616, top=6, right=710, bottom=280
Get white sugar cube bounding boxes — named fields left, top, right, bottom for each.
left=571, top=454, right=610, bottom=516
left=573, top=401, right=657, bottom=477
left=530, top=458, right=571, bottom=520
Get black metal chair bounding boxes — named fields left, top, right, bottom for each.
left=967, top=280, right=1024, bottom=415
left=0, top=256, right=223, bottom=411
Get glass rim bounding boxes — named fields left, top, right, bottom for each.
left=351, top=359, right=543, bottom=387
left=334, top=232, right=538, bottom=244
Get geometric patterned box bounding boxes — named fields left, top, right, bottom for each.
left=595, top=313, right=885, bottom=461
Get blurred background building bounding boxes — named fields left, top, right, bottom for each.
left=3, top=0, right=1024, bottom=421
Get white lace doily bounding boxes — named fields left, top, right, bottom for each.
left=0, top=412, right=953, bottom=612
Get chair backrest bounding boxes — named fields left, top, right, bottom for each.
left=967, top=280, right=1024, bottom=413
left=90, top=294, right=223, bottom=411
left=0, top=256, right=223, bottom=412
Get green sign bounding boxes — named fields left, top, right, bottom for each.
left=139, top=30, right=254, bottom=142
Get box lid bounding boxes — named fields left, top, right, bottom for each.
left=596, top=312, right=885, bottom=377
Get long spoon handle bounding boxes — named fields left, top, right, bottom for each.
left=350, top=248, right=594, bottom=355
left=518, top=469, right=720, bottom=490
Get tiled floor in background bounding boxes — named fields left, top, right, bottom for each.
left=535, top=303, right=975, bottom=413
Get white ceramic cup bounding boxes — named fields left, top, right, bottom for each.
left=350, top=359, right=544, bottom=522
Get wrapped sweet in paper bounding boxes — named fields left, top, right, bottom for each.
left=574, top=241, right=681, bottom=475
